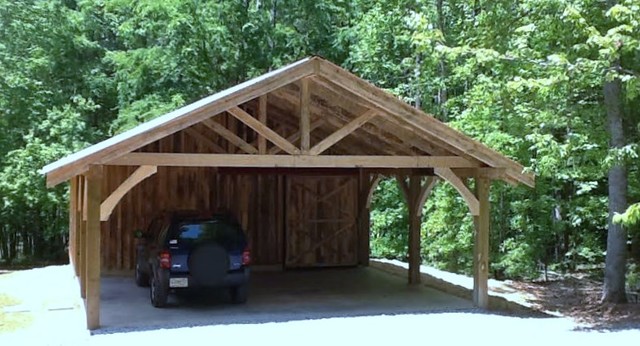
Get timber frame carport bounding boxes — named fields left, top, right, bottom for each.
left=41, top=56, right=533, bottom=330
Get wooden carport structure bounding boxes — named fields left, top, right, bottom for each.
left=41, top=56, right=533, bottom=330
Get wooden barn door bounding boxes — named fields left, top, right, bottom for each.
left=285, top=176, right=358, bottom=268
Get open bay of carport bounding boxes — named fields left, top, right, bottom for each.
left=98, top=266, right=475, bottom=333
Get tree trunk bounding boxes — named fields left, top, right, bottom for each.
left=602, top=70, right=628, bottom=303
left=436, top=0, right=448, bottom=121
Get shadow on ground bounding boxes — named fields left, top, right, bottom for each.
left=97, top=267, right=494, bottom=334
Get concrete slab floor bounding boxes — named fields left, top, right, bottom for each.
left=98, top=267, right=475, bottom=333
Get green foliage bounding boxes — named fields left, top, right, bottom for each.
left=0, top=0, right=638, bottom=280
left=370, top=179, right=408, bottom=259
left=615, top=203, right=640, bottom=226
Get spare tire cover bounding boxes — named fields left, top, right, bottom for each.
left=188, top=243, right=229, bottom=286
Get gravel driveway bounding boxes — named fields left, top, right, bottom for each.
left=1, top=265, right=639, bottom=346
left=90, top=313, right=639, bottom=346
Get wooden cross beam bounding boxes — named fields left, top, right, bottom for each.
left=309, top=109, right=378, bottom=155
left=107, top=153, right=481, bottom=168
left=227, top=107, right=300, bottom=155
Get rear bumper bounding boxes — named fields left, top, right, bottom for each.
left=169, top=268, right=250, bottom=289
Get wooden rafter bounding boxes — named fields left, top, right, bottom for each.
left=312, top=76, right=461, bottom=156
left=434, top=167, right=479, bottom=216
left=42, top=58, right=317, bottom=187
left=309, top=109, right=377, bottom=155
left=271, top=89, right=400, bottom=155
left=108, top=153, right=481, bottom=168
left=227, top=107, right=300, bottom=155
left=201, top=118, right=258, bottom=154
left=100, top=165, right=157, bottom=221
left=316, top=59, right=533, bottom=187
left=268, top=119, right=324, bottom=155
left=310, top=76, right=451, bottom=156
left=184, top=127, right=225, bottom=153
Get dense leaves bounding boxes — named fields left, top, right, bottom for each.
left=0, top=0, right=638, bottom=298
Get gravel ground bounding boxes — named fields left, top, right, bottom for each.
left=0, top=265, right=89, bottom=346
left=89, top=313, right=640, bottom=346
left=1, top=265, right=639, bottom=346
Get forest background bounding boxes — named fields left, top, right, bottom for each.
left=1, top=0, right=639, bottom=301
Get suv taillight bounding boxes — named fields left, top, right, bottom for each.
left=159, top=250, right=171, bottom=269
left=242, top=247, right=251, bottom=266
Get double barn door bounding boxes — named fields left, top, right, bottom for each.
left=285, top=176, right=359, bottom=268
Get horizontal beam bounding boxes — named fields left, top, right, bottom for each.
left=215, top=167, right=434, bottom=176
left=107, top=153, right=481, bottom=169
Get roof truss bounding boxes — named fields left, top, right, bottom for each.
left=41, top=56, right=534, bottom=188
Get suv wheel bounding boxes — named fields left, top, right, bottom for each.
left=150, top=270, right=169, bottom=308
left=230, top=284, right=248, bottom=304
left=135, top=262, right=150, bottom=287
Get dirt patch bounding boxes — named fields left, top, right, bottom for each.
left=507, top=275, right=640, bottom=330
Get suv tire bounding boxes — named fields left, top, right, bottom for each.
left=230, top=284, right=248, bottom=304
left=135, top=262, right=150, bottom=287
left=150, top=270, right=169, bottom=308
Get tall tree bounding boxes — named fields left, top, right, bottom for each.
left=602, top=0, right=628, bottom=304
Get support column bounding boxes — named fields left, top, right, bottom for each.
left=357, top=170, right=371, bottom=266
left=258, top=95, right=267, bottom=154
left=69, top=177, right=78, bottom=276
left=79, top=176, right=87, bottom=298
left=473, top=178, right=490, bottom=308
left=300, top=78, right=310, bottom=153
left=85, top=165, right=102, bottom=330
left=407, top=176, right=422, bottom=284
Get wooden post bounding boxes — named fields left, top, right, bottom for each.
left=300, top=78, right=310, bottom=153
left=357, top=170, right=371, bottom=266
left=258, top=95, right=267, bottom=154
left=398, top=175, right=436, bottom=285
left=85, top=165, right=102, bottom=330
left=69, top=177, right=78, bottom=276
left=79, top=176, right=87, bottom=298
left=473, top=177, right=490, bottom=308
left=407, top=176, right=422, bottom=284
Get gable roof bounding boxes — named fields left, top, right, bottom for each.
left=41, top=56, right=534, bottom=188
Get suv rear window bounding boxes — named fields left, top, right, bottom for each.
left=173, top=220, right=246, bottom=249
